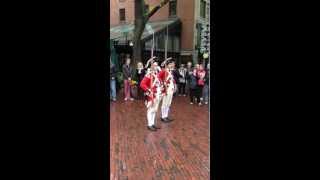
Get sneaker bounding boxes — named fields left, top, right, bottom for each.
left=178, top=94, right=182, bottom=96
left=112, top=98, right=116, bottom=102
left=198, top=102, right=202, bottom=106
left=130, top=98, right=134, bottom=101
left=190, top=102, right=193, bottom=105
left=205, top=101, right=208, bottom=105
left=124, top=98, right=128, bottom=101
left=183, top=94, right=186, bottom=96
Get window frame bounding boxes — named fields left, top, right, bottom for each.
left=169, top=0, right=177, bottom=17
left=119, top=8, right=126, bottom=23
left=200, top=0, right=206, bottom=19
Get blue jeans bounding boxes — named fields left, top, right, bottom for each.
left=203, top=84, right=209, bottom=102
left=110, top=79, right=116, bottom=100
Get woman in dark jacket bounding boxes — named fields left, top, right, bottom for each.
left=171, top=62, right=180, bottom=97
left=178, top=64, right=187, bottom=96
left=189, top=69, right=198, bottom=104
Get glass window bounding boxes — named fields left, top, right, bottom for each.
left=200, top=0, right=206, bottom=19
left=207, top=6, right=210, bottom=20
left=173, top=36, right=179, bottom=52
left=169, top=0, right=177, bottom=17
left=168, top=36, right=173, bottom=51
left=119, top=8, right=126, bottom=22
left=145, top=39, right=152, bottom=50
left=197, top=24, right=201, bottom=49
left=158, top=34, right=165, bottom=50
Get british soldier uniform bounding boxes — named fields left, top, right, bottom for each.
left=140, top=61, right=163, bottom=131
left=158, top=59, right=176, bottom=122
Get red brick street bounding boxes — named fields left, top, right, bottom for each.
left=110, top=91, right=210, bottom=179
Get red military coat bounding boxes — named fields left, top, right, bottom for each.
left=140, top=71, right=162, bottom=102
left=158, top=68, right=176, bottom=95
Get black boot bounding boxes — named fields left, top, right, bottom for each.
left=152, top=125, right=161, bottom=129
left=165, top=117, right=174, bottom=122
left=160, top=118, right=171, bottom=123
left=147, top=126, right=157, bottom=131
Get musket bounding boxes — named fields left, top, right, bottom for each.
left=160, top=57, right=172, bottom=67
left=145, top=56, right=157, bottom=69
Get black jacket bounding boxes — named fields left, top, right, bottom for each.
left=189, top=74, right=198, bottom=89
left=136, top=68, right=146, bottom=83
left=122, top=64, right=134, bottom=80
left=171, top=69, right=180, bottom=84
left=204, top=70, right=209, bottom=85
left=186, top=67, right=194, bottom=83
left=110, top=65, right=117, bottom=80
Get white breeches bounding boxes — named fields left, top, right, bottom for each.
left=161, top=92, right=173, bottom=118
left=162, top=92, right=173, bottom=108
left=146, top=96, right=161, bottom=126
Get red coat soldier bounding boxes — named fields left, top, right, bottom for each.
left=158, top=58, right=176, bottom=122
left=140, top=57, right=163, bottom=131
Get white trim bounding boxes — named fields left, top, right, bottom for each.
left=180, top=51, right=193, bottom=56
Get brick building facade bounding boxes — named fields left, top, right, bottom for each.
left=110, top=0, right=210, bottom=65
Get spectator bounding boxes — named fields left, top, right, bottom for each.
left=122, top=58, right=134, bottom=101
left=189, top=69, right=198, bottom=104
left=185, top=61, right=193, bottom=95
left=135, top=62, right=146, bottom=100
left=195, top=63, right=200, bottom=71
left=178, top=64, right=187, bottom=96
left=171, top=62, right=180, bottom=97
left=110, top=58, right=117, bottom=101
left=203, top=63, right=210, bottom=105
left=196, top=64, right=206, bottom=106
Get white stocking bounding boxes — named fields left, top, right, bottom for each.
left=147, top=109, right=153, bottom=126
left=161, top=107, right=166, bottom=118
left=152, top=112, right=156, bottom=125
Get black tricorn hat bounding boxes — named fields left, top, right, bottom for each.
left=152, top=57, right=159, bottom=63
left=167, top=59, right=175, bottom=64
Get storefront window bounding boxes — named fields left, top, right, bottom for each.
left=158, top=34, right=165, bottom=50
left=200, top=0, right=206, bottom=19
left=169, top=0, right=177, bottom=17
left=119, top=8, right=126, bottom=22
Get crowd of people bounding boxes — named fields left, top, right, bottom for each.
left=109, top=56, right=210, bottom=106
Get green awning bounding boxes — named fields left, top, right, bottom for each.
left=110, top=40, right=119, bottom=71
left=110, top=18, right=181, bottom=42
